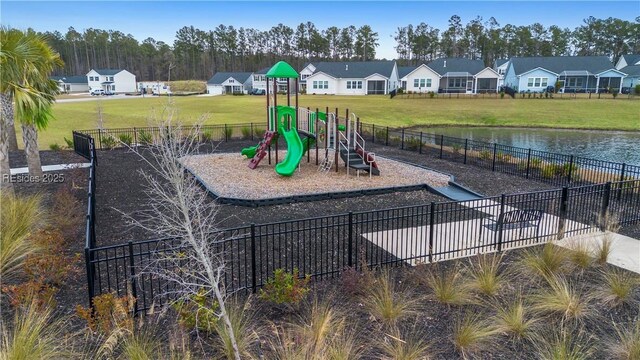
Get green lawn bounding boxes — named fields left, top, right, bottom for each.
left=26, top=95, right=640, bottom=148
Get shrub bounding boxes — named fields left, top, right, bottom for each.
left=63, top=137, right=74, bottom=149
left=422, top=264, right=473, bottom=306
left=566, top=239, right=593, bottom=271
left=214, top=301, right=257, bottom=359
left=118, top=133, right=133, bottom=146
left=0, top=300, right=67, bottom=360
left=379, top=326, right=432, bottom=360
left=49, top=143, right=62, bottom=151
left=172, top=288, right=219, bottom=332
left=50, top=187, right=83, bottom=238
left=520, top=242, right=567, bottom=278
left=533, top=326, right=594, bottom=360
left=596, top=267, right=640, bottom=307
left=201, top=130, right=213, bottom=142
left=429, top=91, right=435, bottom=98
left=478, top=149, right=492, bottom=161
left=223, top=126, right=233, bottom=140
left=100, top=135, right=117, bottom=150
left=138, top=130, right=153, bottom=145
left=496, top=152, right=512, bottom=163
left=452, top=143, right=462, bottom=154
left=76, top=293, right=135, bottom=334
left=529, top=157, right=543, bottom=168
left=259, top=268, right=310, bottom=304
left=495, top=294, right=537, bottom=340
left=532, top=276, right=590, bottom=321
left=364, top=270, right=420, bottom=326
left=167, top=80, right=207, bottom=93
left=635, top=84, right=640, bottom=95
left=452, top=311, right=497, bottom=357
left=2, top=280, right=57, bottom=310
left=0, top=193, right=43, bottom=282
left=612, top=89, right=619, bottom=98
left=595, top=236, right=613, bottom=265
left=405, top=137, right=423, bottom=151
left=467, top=253, right=504, bottom=297
left=241, top=126, right=252, bottom=139
left=341, top=265, right=371, bottom=297
left=608, top=320, right=640, bottom=360
left=397, top=87, right=404, bottom=95
left=500, top=91, right=505, bottom=99
left=375, top=129, right=388, bottom=143
left=540, top=165, right=556, bottom=179
left=254, top=126, right=265, bottom=138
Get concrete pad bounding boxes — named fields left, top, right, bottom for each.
left=556, top=231, right=640, bottom=274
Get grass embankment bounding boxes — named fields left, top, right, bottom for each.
left=25, top=95, right=640, bottom=148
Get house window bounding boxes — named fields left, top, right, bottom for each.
left=229, top=79, right=235, bottom=83
left=527, top=77, right=549, bottom=87
left=448, top=78, right=464, bottom=88
left=413, top=78, right=431, bottom=88
left=301, top=74, right=309, bottom=80
left=109, top=76, right=114, bottom=81
left=346, top=80, right=362, bottom=89
left=567, top=77, right=583, bottom=87
left=322, top=81, right=328, bottom=89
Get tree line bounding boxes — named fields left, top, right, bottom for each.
left=40, top=16, right=639, bottom=81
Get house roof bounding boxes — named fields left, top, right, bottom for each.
left=51, top=75, right=88, bottom=84
left=620, top=65, right=640, bottom=77
left=207, top=72, right=253, bottom=84
left=309, top=61, right=396, bottom=79
left=620, top=54, right=640, bottom=66
left=427, top=58, right=485, bottom=76
left=92, top=69, right=125, bottom=75
left=509, top=56, right=615, bottom=76
left=398, top=66, right=417, bottom=79
left=494, top=59, right=509, bottom=68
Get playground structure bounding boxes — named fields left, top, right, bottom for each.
left=241, top=61, right=379, bottom=177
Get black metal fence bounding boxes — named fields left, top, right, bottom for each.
left=359, top=123, right=640, bottom=187
left=86, top=178, right=640, bottom=314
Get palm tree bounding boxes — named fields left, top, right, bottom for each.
left=1, top=27, right=63, bottom=182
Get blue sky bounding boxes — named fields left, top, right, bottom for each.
left=2, top=1, right=638, bottom=58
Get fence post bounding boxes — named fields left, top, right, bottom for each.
left=372, top=124, right=376, bottom=143
left=401, top=128, right=405, bottom=150
left=567, top=155, right=574, bottom=184
left=600, top=182, right=612, bottom=231
left=557, top=187, right=569, bottom=239
left=386, top=126, right=389, bottom=146
left=98, top=128, right=103, bottom=150
left=133, top=127, right=138, bottom=147
left=84, top=247, right=95, bottom=311
left=439, top=135, right=444, bottom=159
left=419, top=132, right=423, bottom=154
left=250, top=224, right=257, bottom=293
left=492, top=143, right=497, bottom=171
left=428, top=202, right=435, bottom=263
left=526, top=148, right=532, bottom=178
left=463, top=138, right=468, bottom=164
left=128, top=241, right=139, bottom=315
left=348, top=212, right=353, bottom=267
left=224, top=124, right=228, bottom=142
left=496, top=194, right=506, bottom=252
left=617, top=163, right=626, bottom=200
left=250, top=123, right=254, bottom=141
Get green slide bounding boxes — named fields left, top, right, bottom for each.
left=275, top=127, right=304, bottom=177
left=241, top=145, right=258, bottom=158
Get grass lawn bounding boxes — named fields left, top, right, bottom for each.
left=24, top=95, right=640, bottom=148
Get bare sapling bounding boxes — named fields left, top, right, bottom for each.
left=123, top=109, right=241, bottom=360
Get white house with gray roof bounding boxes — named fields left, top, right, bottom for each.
left=428, top=58, right=501, bottom=94
left=398, top=64, right=441, bottom=93
left=304, top=61, right=398, bottom=95
left=503, top=56, right=625, bottom=93
left=51, top=75, right=89, bottom=93
left=86, top=69, right=137, bottom=93
left=207, top=72, right=253, bottom=95
left=616, top=54, right=640, bottom=92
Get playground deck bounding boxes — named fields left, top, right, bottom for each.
left=181, top=150, right=449, bottom=200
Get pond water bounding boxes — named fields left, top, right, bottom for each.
left=415, top=126, right=640, bottom=166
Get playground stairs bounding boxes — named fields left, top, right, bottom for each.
left=339, top=142, right=380, bottom=176
left=248, top=131, right=277, bottom=169
left=318, top=149, right=335, bottom=173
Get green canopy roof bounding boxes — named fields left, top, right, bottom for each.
left=265, top=61, right=298, bottom=78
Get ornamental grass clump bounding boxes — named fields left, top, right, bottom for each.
left=467, top=253, right=504, bottom=297
left=532, top=276, right=591, bottom=321
left=532, top=325, right=594, bottom=360
left=451, top=311, right=497, bottom=357
left=494, top=294, right=538, bottom=340
left=379, top=325, right=433, bottom=360
left=596, top=267, right=640, bottom=307
left=608, top=320, right=640, bottom=360
left=423, top=264, right=474, bottom=306
left=364, top=270, right=420, bottom=326
left=520, top=242, right=567, bottom=279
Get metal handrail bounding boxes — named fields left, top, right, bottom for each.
left=338, top=131, right=350, bottom=175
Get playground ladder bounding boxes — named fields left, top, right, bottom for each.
left=318, top=149, right=335, bottom=173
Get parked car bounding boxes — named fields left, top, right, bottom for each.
left=104, top=90, right=114, bottom=96
left=250, top=88, right=266, bottom=95
left=90, top=89, right=105, bottom=96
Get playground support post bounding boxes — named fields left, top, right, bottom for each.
left=295, top=78, right=299, bottom=129
left=274, top=78, right=278, bottom=164
left=335, top=107, right=339, bottom=173
left=315, top=108, right=319, bottom=165
left=266, top=73, right=271, bottom=164
left=345, top=108, right=349, bottom=149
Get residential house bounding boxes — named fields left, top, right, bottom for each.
left=428, top=58, right=500, bottom=93
left=398, top=64, right=440, bottom=93
left=137, top=81, right=170, bottom=95
left=615, top=54, right=640, bottom=92
left=493, top=59, right=509, bottom=86
left=86, top=69, right=137, bottom=93
left=206, top=72, right=253, bottom=95
left=503, top=56, right=625, bottom=93
left=51, top=75, right=89, bottom=93
left=299, top=63, right=315, bottom=92
left=305, top=61, right=398, bottom=95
